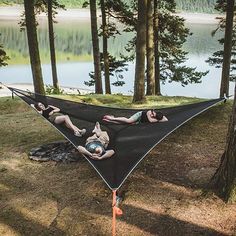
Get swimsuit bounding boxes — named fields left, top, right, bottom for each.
left=85, top=141, right=105, bottom=154
left=42, top=107, right=63, bottom=122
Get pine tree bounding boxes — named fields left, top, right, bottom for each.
left=209, top=0, right=236, bottom=204
left=146, top=0, right=155, bottom=95
left=100, top=0, right=111, bottom=94
left=133, top=0, right=147, bottom=102
left=23, top=0, right=45, bottom=94
left=89, top=0, right=103, bottom=94
left=46, top=0, right=65, bottom=93
left=112, top=0, right=208, bottom=95
left=207, top=0, right=236, bottom=97
left=0, top=40, right=9, bottom=67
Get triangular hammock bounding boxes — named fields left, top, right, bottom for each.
left=7, top=86, right=225, bottom=190
left=7, top=86, right=225, bottom=235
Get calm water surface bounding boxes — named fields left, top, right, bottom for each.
left=0, top=19, right=234, bottom=98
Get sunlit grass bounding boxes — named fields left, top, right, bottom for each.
left=55, top=94, right=205, bottom=109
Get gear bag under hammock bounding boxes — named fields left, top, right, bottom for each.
left=8, top=86, right=225, bottom=190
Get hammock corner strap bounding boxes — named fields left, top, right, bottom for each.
left=6, top=86, right=225, bottom=235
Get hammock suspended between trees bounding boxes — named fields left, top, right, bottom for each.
left=8, top=86, right=225, bottom=190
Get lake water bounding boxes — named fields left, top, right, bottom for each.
left=0, top=18, right=234, bottom=98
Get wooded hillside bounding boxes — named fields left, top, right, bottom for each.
left=0, top=0, right=218, bottom=13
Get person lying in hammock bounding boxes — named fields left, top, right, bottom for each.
left=31, top=102, right=86, bottom=137
left=103, top=109, right=168, bottom=124
left=77, top=122, right=115, bottom=160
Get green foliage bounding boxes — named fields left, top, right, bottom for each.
left=175, top=0, right=217, bottom=13
left=206, top=0, right=236, bottom=81
left=157, top=9, right=209, bottom=85
left=45, top=84, right=64, bottom=95
left=0, top=34, right=9, bottom=67
left=0, top=44, right=9, bottom=66
left=0, top=0, right=218, bottom=12
left=110, top=0, right=208, bottom=87
left=85, top=53, right=128, bottom=87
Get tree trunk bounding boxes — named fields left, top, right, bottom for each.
left=24, top=0, right=45, bottom=95
left=220, top=0, right=235, bottom=97
left=47, top=0, right=59, bottom=92
left=89, top=0, right=103, bottom=94
left=133, top=0, right=147, bottom=102
left=212, top=83, right=236, bottom=202
left=101, top=0, right=111, bottom=94
left=146, top=0, right=155, bottom=95
left=153, top=0, right=161, bottom=95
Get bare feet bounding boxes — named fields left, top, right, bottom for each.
left=92, top=122, right=100, bottom=133
left=74, top=129, right=86, bottom=137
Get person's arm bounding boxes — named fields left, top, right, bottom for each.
left=77, top=145, right=93, bottom=158
left=48, top=105, right=60, bottom=113
left=148, top=117, right=158, bottom=123
left=147, top=111, right=168, bottom=123
left=30, top=104, right=42, bottom=114
left=92, top=149, right=115, bottom=160
left=159, top=116, right=168, bottom=122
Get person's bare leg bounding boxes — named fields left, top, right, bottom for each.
left=93, top=122, right=102, bottom=136
left=55, top=115, right=80, bottom=132
left=105, top=116, right=134, bottom=124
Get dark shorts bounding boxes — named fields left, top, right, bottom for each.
left=48, top=112, right=64, bottom=122
left=85, top=141, right=105, bottom=154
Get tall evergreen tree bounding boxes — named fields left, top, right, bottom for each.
left=133, top=0, right=147, bottom=102
left=155, top=0, right=208, bottom=90
left=89, top=0, right=103, bottom=94
left=220, top=0, right=235, bottom=97
left=110, top=0, right=207, bottom=96
left=146, top=0, right=155, bottom=95
left=46, top=0, right=60, bottom=92
left=207, top=0, right=235, bottom=97
left=100, top=0, right=111, bottom=94
left=212, top=83, right=236, bottom=202
left=153, top=0, right=161, bottom=95
left=23, top=0, right=45, bottom=94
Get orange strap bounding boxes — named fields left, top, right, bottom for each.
left=112, top=190, right=117, bottom=236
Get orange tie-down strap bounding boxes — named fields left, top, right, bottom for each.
left=112, top=190, right=123, bottom=236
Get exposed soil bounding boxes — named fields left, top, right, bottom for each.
left=0, top=101, right=235, bottom=236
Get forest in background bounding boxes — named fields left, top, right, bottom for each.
left=0, top=0, right=218, bottom=13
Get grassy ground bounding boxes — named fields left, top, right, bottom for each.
left=0, top=95, right=235, bottom=236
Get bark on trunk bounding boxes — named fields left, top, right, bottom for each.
left=89, top=0, right=103, bottom=94
left=146, top=0, right=155, bottom=95
left=24, top=0, right=45, bottom=94
left=101, top=0, right=111, bottom=94
left=212, top=83, right=236, bottom=203
left=153, top=0, right=161, bottom=95
left=47, top=0, right=59, bottom=91
left=133, top=0, right=147, bottom=102
left=220, top=0, right=235, bottom=97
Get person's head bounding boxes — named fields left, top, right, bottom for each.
left=95, top=146, right=103, bottom=156
left=34, top=102, right=46, bottom=111
left=151, top=109, right=164, bottom=121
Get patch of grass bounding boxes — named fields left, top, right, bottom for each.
left=54, top=94, right=205, bottom=109
left=0, top=97, right=29, bottom=115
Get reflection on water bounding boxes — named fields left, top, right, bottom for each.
left=0, top=19, right=130, bottom=62
left=0, top=19, right=234, bottom=98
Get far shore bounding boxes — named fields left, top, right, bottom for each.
left=0, top=6, right=223, bottom=24
left=0, top=83, right=93, bottom=97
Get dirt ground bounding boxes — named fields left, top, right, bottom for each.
left=0, top=100, right=236, bottom=236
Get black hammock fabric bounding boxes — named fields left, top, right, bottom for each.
left=8, top=87, right=224, bottom=190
